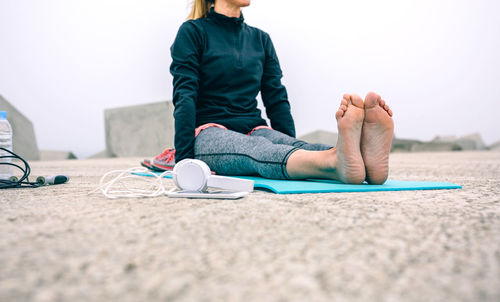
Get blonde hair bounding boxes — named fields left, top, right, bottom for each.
left=188, top=0, right=213, bottom=20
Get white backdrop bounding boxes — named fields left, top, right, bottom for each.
left=1, top=0, right=499, bottom=158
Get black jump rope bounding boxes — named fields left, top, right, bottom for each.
left=0, top=147, right=41, bottom=189
left=0, top=148, right=70, bottom=189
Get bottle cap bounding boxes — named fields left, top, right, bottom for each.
left=0, top=111, right=6, bottom=119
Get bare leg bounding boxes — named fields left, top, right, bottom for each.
left=361, top=92, right=394, bottom=184
left=286, top=94, right=366, bottom=184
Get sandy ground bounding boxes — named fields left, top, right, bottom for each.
left=1, top=151, right=499, bottom=302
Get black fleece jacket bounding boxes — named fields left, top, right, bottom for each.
left=170, top=8, right=295, bottom=161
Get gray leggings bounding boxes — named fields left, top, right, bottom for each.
left=194, top=127, right=333, bottom=179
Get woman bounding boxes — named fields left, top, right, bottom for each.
left=167, top=0, right=394, bottom=184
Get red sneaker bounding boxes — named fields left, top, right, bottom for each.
left=152, top=148, right=176, bottom=171
left=140, top=159, right=159, bottom=171
left=141, top=148, right=176, bottom=172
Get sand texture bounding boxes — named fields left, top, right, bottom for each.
left=1, top=151, right=499, bottom=302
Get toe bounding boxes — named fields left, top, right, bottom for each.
left=380, top=99, right=392, bottom=116
left=364, top=91, right=380, bottom=108
left=340, top=99, right=348, bottom=106
left=340, top=104, right=347, bottom=111
left=350, top=94, right=364, bottom=109
left=335, top=109, right=344, bottom=120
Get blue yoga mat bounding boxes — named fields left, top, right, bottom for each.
left=134, top=172, right=462, bottom=194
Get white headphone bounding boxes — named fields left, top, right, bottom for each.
left=173, top=159, right=254, bottom=193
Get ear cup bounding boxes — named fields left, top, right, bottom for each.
left=173, top=159, right=211, bottom=191
left=173, top=159, right=254, bottom=193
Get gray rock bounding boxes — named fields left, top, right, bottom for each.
left=411, top=142, right=462, bottom=152
left=457, top=132, right=486, bottom=150
left=0, top=95, right=40, bottom=160
left=39, top=150, right=77, bottom=161
left=433, top=132, right=486, bottom=150
left=298, top=130, right=338, bottom=146
left=488, top=141, right=500, bottom=151
left=432, top=135, right=458, bottom=143
left=87, top=149, right=115, bottom=159
left=391, top=137, right=422, bottom=152
left=105, top=101, right=174, bottom=157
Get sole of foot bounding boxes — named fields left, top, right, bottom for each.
left=334, top=94, right=366, bottom=184
left=361, top=92, right=394, bottom=184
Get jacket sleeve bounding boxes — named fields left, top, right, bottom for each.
left=170, top=21, right=203, bottom=161
left=260, top=32, right=296, bottom=137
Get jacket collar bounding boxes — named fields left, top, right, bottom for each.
left=208, top=7, right=244, bottom=26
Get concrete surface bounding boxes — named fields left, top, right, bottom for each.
left=0, top=151, right=499, bottom=302
left=104, top=101, right=174, bottom=158
left=0, top=94, right=40, bottom=160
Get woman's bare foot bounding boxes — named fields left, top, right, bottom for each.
left=361, top=92, right=394, bottom=184
left=334, top=94, right=366, bottom=184
left=286, top=94, right=366, bottom=183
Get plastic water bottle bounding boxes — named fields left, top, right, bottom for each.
left=0, top=111, right=13, bottom=180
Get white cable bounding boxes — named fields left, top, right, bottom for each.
left=88, top=167, right=173, bottom=199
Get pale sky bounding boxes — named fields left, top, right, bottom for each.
left=1, top=0, right=499, bottom=158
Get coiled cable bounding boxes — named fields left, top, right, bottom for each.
left=88, top=167, right=173, bottom=199
left=0, top=147, right=40, bottom=189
